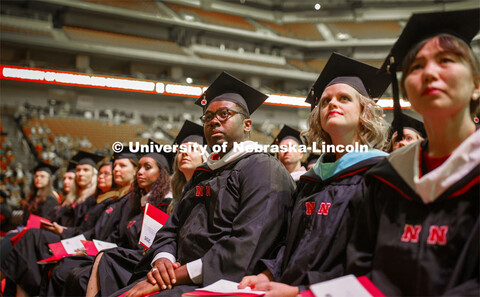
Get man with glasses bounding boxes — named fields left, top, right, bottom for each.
left=119, top=72, right=295, bottom=297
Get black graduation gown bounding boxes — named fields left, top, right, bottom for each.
left=41, top=193, right=136, bottom=296
left=61, top=201, right=171, bottom=296
left=121, top=153, right=295, bottom=297
left=55, top=194, right=97, bottom=228
left=21, top=194, right=59, bottom=225
left=1, top=194, right=114, bottom=296
left=263, top=156, right=385, bottom=286
left=347, top=141, right=480, bottom=296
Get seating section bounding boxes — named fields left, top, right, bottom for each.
left=25, top=118, right=146, bottom=151
left=166, top=2, right=254, bottom=31
left=283, top=23, right=324, bottom=40
left=327, top=21, right=401, bottom=39
left=164, top=128, right=180, bottom=139
left=0, top=24, right=52, bottom=38
left=306, top=59, right=328, bottom=73
left=63, top=26, right=187, bottom=56
left=258, top=21, right=323, bottom=40
left=80, top=0, right=169, bottom=16
left=199, top=54, right=289, bottom=70
left=287, top=58, right=317, bottom=72
left=250, top=128, right=273, bottom=145
left=361, top=59, right=383, bottom=68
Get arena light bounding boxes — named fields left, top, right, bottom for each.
left=266, top=94, right=311, bottom=108
left=165, top=84, right=203, bottom=96
left=1, top=65, right=409, bottom=109
left=155, top=82, right=165, bottom=93
left=1, top=65, right=155, bottom=92
left=376, top=98, right=411, bottom=109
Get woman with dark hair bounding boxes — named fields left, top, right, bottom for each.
left=85, top=123, right=207, bottom=297
left=20, top=162, right=59, bottom=225
left=48, top=147, right=172, bottom=296
left=0, top=162, right=60, bottom=291
left=238, top=53, right=390, bottom=296
left=347, top=9, right=479, bottom=296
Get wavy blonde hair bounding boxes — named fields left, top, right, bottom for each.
left=305, top=91, right=389, bottom=150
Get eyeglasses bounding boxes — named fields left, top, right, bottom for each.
left=200, top=108, right=248, bottom=124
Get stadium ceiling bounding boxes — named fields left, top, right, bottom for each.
left=220, top=0, right=465, bottom=12
left=1, top=0, right=479, bottom=97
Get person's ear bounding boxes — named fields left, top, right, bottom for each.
left=243, top=119, right=252, bottom=133
left=472, top=78, right=480, bottom=101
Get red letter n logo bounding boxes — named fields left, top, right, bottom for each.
left=305, top=202, right=316, bottom=215
left=196, top=186, right=203, bottom=197
left=401, top=224, right=422, bottom=243
left=317, top=203, right=331, bottom=215
left=205, top=186, right=211, bottom=197
left=427, top=225, right=448, bottom=245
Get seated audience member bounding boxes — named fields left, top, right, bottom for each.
left=347, top=9, right=480, bottom=296
left=57, top=162, right=76, bottom=203
left=85, top=122, right=208, bottom=297
left=305, top=154, right=319, bottom=170
left=47, top=143, right=173, bottom=296
left=239, top=53, right=391, bottom=296
left=388, top=114, right=425, bottom=152
left=118, top=72, right=295, bottom=297
left=0, top=189, right=12, bottom=235
left=55, top=151, right=103, bottom=228
left=39, top=150, right=138, bottom=296
left=1, top=152, right=116, bottom=297
left=167, top=120, right=209, bottom=215
left=273, top=125, right=306, bottom=182
left=20, top=162, right=60, bottom=225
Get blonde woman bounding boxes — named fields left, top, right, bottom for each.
left=56, top=151, right=103, bottom=228
left=239, top=53, right=390, bottom=296
left=168, top=120, right=208, bottom=214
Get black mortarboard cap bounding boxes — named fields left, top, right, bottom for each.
left=66, top=161, right=77, bottom=173
left=195, top=72, right=268, bottom=115
left=112, top=147, right=138, bottom=163
left=391, top=114, right=426, bottom=139
left=174, top=120, right=205, bottom=145
left=380, top=9, right=480, bottom=141
left=307, top=53, right=391, bottom=108
left=97, top=161, right=112, bottom=170
left=33, top=162, right=59, bottom=175
left=305, top=87, right=316, bottom=111
left=306, top=154, right=319, bottom=167
left=381, top=9, right=480, bottom=74
left=273, top=125, right=302, bottom=145
left=71, top=151, right=104, bottom=168
left=143, top=139, right=174, bottom=174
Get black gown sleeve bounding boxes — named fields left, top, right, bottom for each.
left=442, top=217, right=480, bottom=296
left=199, top=156, right=294, bottom=284
left=40, top=195, right=60, bottom=221
left=346, top=177, right=381, bottom=277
